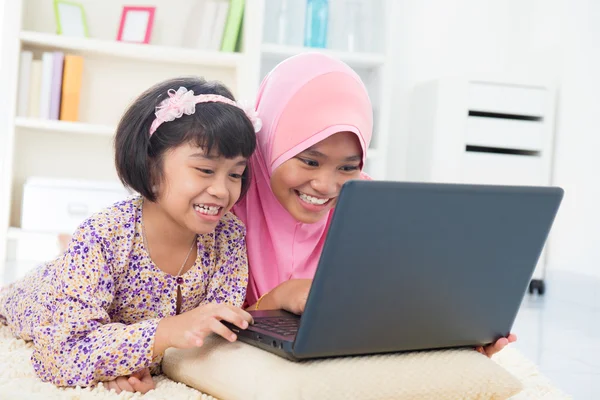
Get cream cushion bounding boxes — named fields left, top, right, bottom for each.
left=162, top=335, right=523, bottom=400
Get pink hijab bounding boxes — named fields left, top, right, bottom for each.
left=233, top=53, right=373, bottom=305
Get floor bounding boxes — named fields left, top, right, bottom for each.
left=511, top=270, right=600, bottom=399
left=2, top=261, right=597, bottom=398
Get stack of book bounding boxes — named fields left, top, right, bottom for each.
left=183, top=0, right=245, bottom=52
left=17, top=51, right=84, bottom=122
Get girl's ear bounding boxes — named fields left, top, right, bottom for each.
left=148, top=159, right=162, bottom=199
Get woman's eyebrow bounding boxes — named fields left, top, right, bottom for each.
left=345, top=155, right=362, bottom=162
left=301, top=150, right=361, bottom=162
left=302, top=149, right=326, bottom=158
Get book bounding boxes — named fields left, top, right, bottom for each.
left=49, top=52, right=65, bottom=120
left=27, top=60, right=43, bottom=119
left=39, top=52, right=54, bottom=119
left=183, top=0, right=217, bottom=50
left=221, top=0, right=245, bottom=52
left=16, top=51, right=33, bottom=117
left=201, top=0, right=220, bottom=49
left=210, top=0, right=230, bottom=50
left=59, top=54, right=84, bottom=122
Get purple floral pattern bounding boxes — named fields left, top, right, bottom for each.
left=0, top=196, right=248, bottom=387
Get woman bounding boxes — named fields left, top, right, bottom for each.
left=234, top=53, right=515, bottom=357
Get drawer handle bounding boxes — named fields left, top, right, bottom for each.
left=466, top=145, right=540, bottom=157
left=468, top=110, right=543, bottom=122
left=67, top=203, right=89, bottom=216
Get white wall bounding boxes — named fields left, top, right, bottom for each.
left=548, top=1, right=600, bottom=277
left=387, top=0, right=599, bottom=277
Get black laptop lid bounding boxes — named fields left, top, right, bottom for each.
left=292, top=181, right=563, bottom=359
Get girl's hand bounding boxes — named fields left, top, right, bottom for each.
left=476, top=333, right=517, bottom=357
left=104, top=368, right=154, bottom=394
left=163, top=303, right=254, bottom=349
left=269, top=279, right=312, bottom=315
left=128, top=368, right=155, bottom=393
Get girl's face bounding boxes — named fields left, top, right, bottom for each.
left=155, top=141, right=248, bottom=234
left=270, top=132, right=363, bottom=224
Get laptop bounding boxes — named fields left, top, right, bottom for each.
left=228, top=180, right=563, bottom=361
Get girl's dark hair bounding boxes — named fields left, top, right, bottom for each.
left=114, top=77, right=256, bottom=202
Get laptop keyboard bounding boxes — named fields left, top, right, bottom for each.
left=252, top=317, right=300, bottom=337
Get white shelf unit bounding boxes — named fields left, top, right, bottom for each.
left=14, top=117, right=115, bottom=136
left=0, top=0, right=397, bottom=281
left=19, top=30, right=245, bottom=68
left=261, top=43, right=387, bottom=69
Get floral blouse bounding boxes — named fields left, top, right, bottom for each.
left=0, top=196, right=248, bottom=387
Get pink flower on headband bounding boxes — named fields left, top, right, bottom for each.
left=149, top=87, right=262, bottom=136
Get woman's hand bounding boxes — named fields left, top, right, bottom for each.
left=267, top=279, right=312, bottom=315
left=476, top=333, right=517, bottom=357
left=104, top=368, right=154, bottom=394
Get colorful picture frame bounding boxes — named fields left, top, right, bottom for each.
left=117, top=6, right=156, bottom=44
left=53, top=0, right=89, bottom=38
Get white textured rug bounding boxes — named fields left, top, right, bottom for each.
left=0, top=324, right=570, bottom=399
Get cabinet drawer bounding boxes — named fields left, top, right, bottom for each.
left=21, top=178, right=128, bottom=233
left=465, top=116, right=544, bottom=151
left=468, top=82, right=546, bottom=117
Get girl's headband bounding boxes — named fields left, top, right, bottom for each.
left=149, top=86, right=262, bottom=136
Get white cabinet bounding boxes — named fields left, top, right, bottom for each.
left=407, top=78, right=557, bottom=293
left=21, top=177, right=129, bottom=233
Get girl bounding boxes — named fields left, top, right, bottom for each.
left=233, top=53, right=516, bottom=357
left=0, top=77, right=259, bottom=393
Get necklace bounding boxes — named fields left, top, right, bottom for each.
left=141, top=201, right=197, bottom=286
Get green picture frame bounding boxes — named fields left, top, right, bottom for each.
left=53, top=0, right=89, bottom=37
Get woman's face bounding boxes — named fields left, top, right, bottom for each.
left=270, top=132, right=363, bottom=224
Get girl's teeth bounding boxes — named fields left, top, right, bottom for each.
left=194, top=204, right=220, bottom=216
left=298, top=192, right=329, bottom=205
